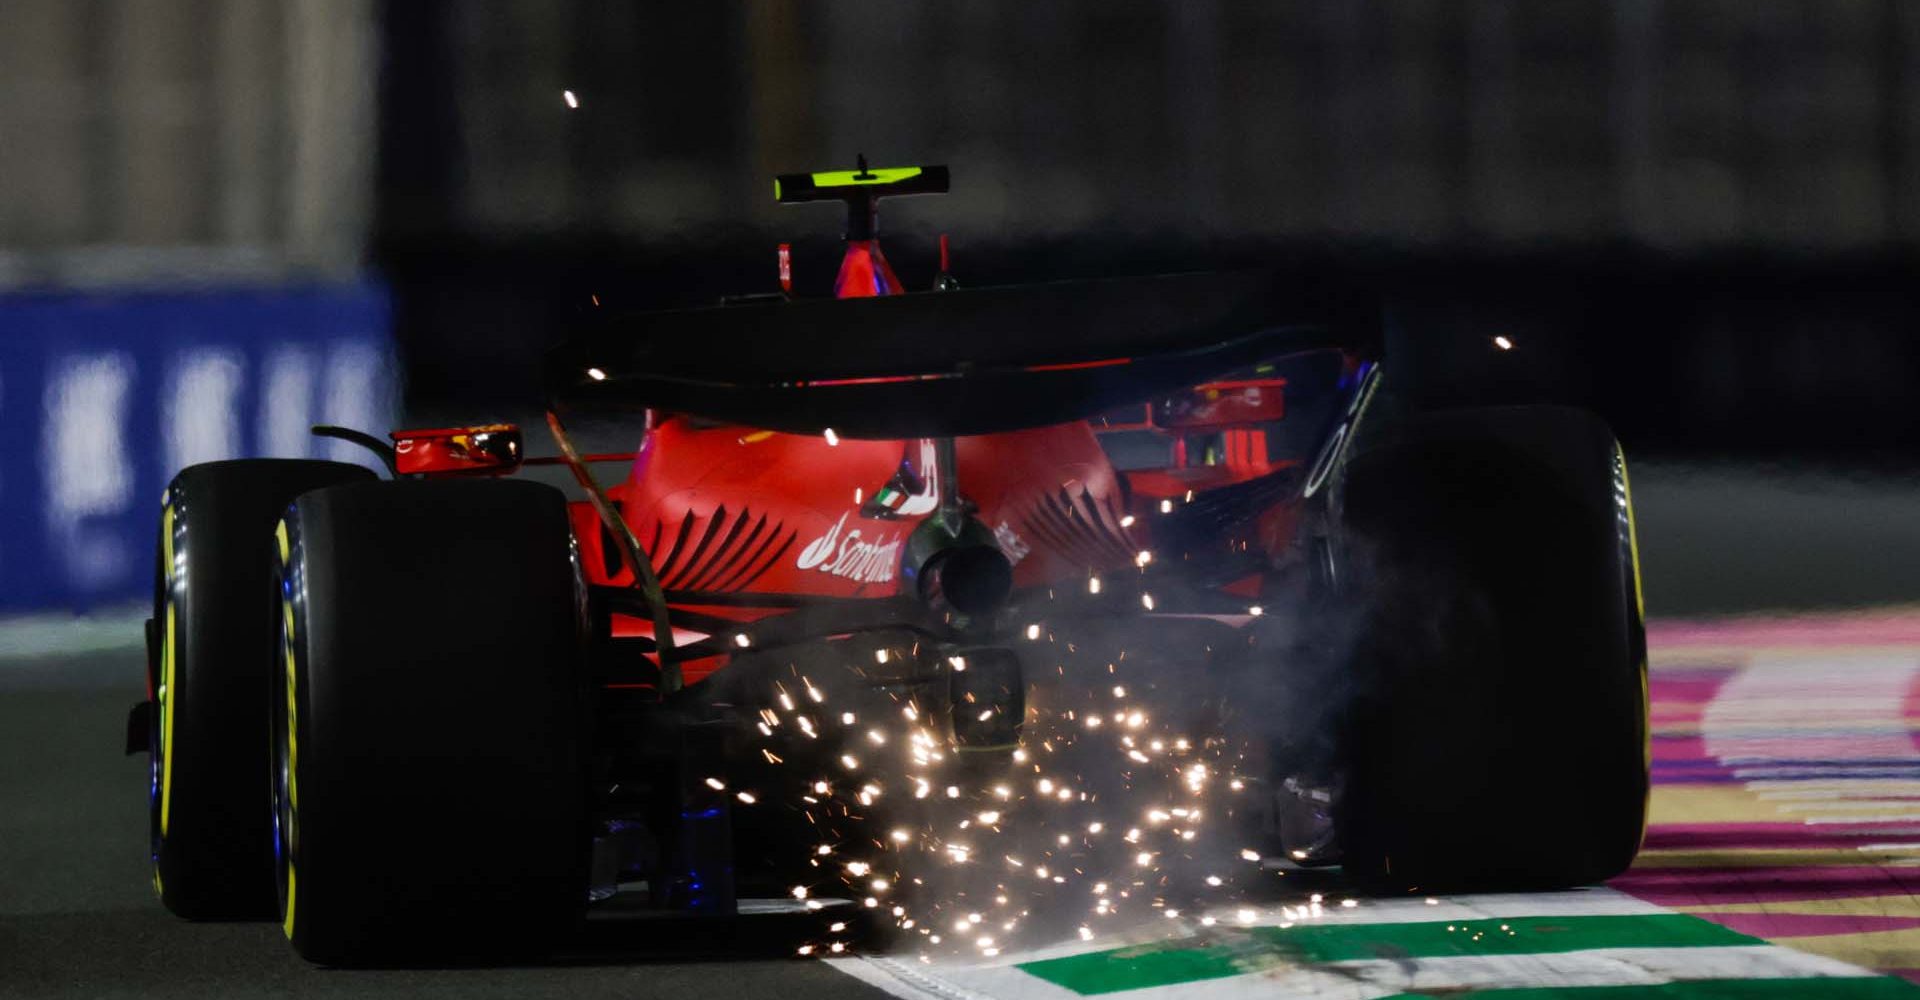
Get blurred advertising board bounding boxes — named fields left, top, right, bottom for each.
left=0, top=282, right=395, bottom=611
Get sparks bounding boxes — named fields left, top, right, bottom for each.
left=704, top=777, right=726, bottom=791
left=823, top=427, right=840, bottom=446
left=734, top=633, right=751, bottom=648
left=1088, top=576, right=1101, bottom=595
left=563, top=89, right=580, bottom=108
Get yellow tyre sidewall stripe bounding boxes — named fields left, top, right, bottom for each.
left=277, top=517, right=299, bottom=939
left=1618, top=445, right=1653, bottom=846
left=1618, top=446, right=1647, bottom=622
left=159, top=501, right=177, bottom=840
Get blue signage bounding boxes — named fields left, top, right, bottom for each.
left=0, top=282, right=396, bottom=611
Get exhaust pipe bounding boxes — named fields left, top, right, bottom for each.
left=903, top=515, right=1013, bottom=617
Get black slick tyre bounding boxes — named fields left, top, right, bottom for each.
left=273, top=479, right=590, bottom=965
left=149, top=459, right=375, bottom=920
left=1335, top=405, right=1648, bottom=890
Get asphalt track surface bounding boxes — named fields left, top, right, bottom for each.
left=13, top=615, right=1920, bottom=999
left=11, top=464, right=1920, bottom=998
left=0, top=644, right=896, bottom=1000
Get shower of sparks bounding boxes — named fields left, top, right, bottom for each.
left=721, top=622, right=1339, bottom=963
left=562, top=89, right=579, bottom=108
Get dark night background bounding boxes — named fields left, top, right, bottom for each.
left=376, top=2, right=1920, bottom=467
left=3, top=0, right=1919, bottom=613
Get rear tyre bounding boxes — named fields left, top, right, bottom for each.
left=149, top=459, right=374, bottom=919
left=1334, top=406, right=1647, bottom=890
left=273, top=479, right=590, bottom=965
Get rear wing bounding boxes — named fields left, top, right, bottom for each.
left=774, top=164, right=951, bottom=205
left=546, top=270, right=1376, bottom=439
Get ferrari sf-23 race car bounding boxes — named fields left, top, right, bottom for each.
left=130, top=163, right=1647, bottom=965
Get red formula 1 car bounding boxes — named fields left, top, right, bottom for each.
left=132, top=163, right=1648, bottom=965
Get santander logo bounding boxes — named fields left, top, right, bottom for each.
left=796, top=512, right=903, bottom=584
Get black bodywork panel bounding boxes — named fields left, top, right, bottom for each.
left=547, top=270, right=1377, bottom=439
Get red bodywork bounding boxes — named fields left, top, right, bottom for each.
left=551, top=185, right=1325, bottom=689
left=572, top=420, right=1185, bottom=684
